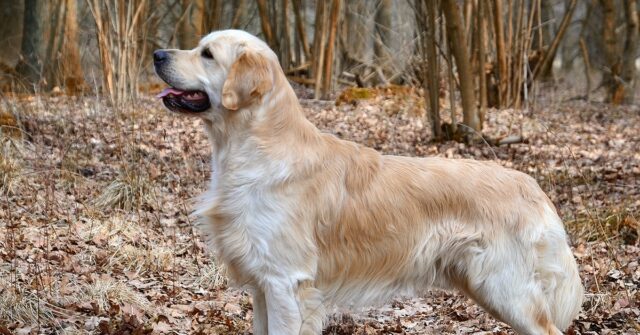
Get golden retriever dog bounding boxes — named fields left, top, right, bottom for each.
left=153, top=30, right=583, bottom=335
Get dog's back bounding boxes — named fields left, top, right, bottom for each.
left=304, top=136, right=583, bottom=333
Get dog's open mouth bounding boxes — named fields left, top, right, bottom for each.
left=157, top=87, right=211, bottom=113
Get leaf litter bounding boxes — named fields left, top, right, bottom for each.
left=0, top=90, right=638, bottom=334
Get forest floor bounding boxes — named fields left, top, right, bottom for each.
left=0, top=87, right=639, bottom=334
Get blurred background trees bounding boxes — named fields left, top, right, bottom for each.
left=1, top=0, right=639, bottom=140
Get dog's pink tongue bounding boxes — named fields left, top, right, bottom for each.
left=156, top=88, right=185, bottom=98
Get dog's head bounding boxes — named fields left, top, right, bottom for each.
left=153, top=30, right=278, bottom=116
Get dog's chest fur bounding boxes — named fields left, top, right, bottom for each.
left=197, top=142, right=315, bottom=286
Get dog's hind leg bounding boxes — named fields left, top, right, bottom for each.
left=251, top=287, right=269, bottom=335
left=297, top=281, right=325, bottom=335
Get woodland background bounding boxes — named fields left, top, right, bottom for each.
left=0, top=0, right=639, bottom=334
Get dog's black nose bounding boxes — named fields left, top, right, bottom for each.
left=153, top=50, right=168, bottom=65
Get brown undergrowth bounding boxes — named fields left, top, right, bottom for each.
left=0, top=91, right=638, bottom=334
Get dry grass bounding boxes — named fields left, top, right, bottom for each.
left=0, top=137, right=25, bottom=195
left=109, top=244, right=173, bottom=273
left=0, top=108, right=22, bottom=139
left=75, top=278, right=151, bottom=314
left=56, top=326, right=92, bottom=335
left=0, top=278, right=65, bottom=327
left=0, top=105, right=24, bottom=195
left=75, top=215, right=174, bottom=274
left=567, top=208, right=639, bottom=244
left=57, top=149, right=92, bottom=186
left=93, top=168, right=155, bottom=210
left=196, top=262, right=228, bottom=290
left=76, top=216, right=145, bottom=244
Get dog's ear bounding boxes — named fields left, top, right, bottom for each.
left=222, top=50, right=273, bottom=111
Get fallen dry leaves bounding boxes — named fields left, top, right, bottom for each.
left=0, top=88, right=638, bottom=334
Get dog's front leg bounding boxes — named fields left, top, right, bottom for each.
left=263, top=280, right=302, bottom=334
left=251, top=287, right=268, bottom=335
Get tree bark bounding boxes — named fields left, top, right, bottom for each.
left=533, top=0, right=555, bottom=79
left=492, top=0, right=506, bottom=107
left=374, top=0, right=393, bottom=78
left=16, top=0, right=46, bottom=89
left=428, top=0, right=442, bottom=139
left=579, top=37, right=592, bottom=102
left=343, top=0, right=376, bottom=82
left=320, top=0, right=341, bottom=99
left=257, top=0, right=277, bottom=51
left=279, top=0, right=292, bottom=71
left=312, top=0, right=327, bottom=98
left=60, top=0, right=86, bottom=93
left=477, top=0, right=487, bottom=123
left=442, top=0, right=480, bottom=133
left=43, top=0, right=65, bottom=89
left=292, top=0, right=311, bottom=64
left=463, top=0, right=473, bottom=39
left=179, top=0, right=204, bottom=49
left=417, top=0, right=442, bottom=140
left=621, top=0, right=639, bottom=104
left=230, top=0, right=246, bottom=29
left=445, top=19, right=458, bottom=137
left=600, top=0, right=620, bottom=103
left=0, top=1, right=24, bottom=69
left=203, top=0, right=223, bottom=31
left=292, top=0, right=311, bottom=60
left=532, top=0, right=577, bottom=82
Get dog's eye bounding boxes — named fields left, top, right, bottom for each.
left=201, top=48, right=213, bottom=59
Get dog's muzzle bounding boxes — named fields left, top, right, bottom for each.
left=153, top=49, right=211, bottom=114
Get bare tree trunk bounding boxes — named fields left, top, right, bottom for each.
left=343, top=0, right=376, bottom=83
left=442, top=0, right=480, bottom=133
left=418, top=0, right=442, bottom=140
left=205, top=0, right=223, bottom=31
left=579, top=37, right=592, bottom=102
left=43, top=0, right=66, bottom=89
left=532, top=0, right=577, bottom=81
left=0, top=1, right=24, bottom=70
left=16, top=0, right=46, bottom=89
left=374, top=0, right=393, bottom=80
left=60, top=0, right=86, bottom=93
left=477, top=0, right=487, bottom=123
left=313, top=0, right=327, bottom=98
left=600, top=0, right=620, bottom=103
left=463, top=0, right=473, bottom=39
left=621, top=0, right=639, bottom=104
left=292, top=0, right=311, bottom=60
left=279, top=0, right=292, bottom=71
left=179, top=0, right=204, bottom=49
left=510, top=0, right=525, bottom=108
left=444, top=18, right=457, bottom=138
left=257, top=0, right=277, bottom=51
left=492, top=0, right=507, bottom=107
left=505, top=0, right=514, bottom=105
left=230, top=0, right=246, bottom=29
left=320, top=0, right=341, bottom=99
left=533, top=0, right=555, bottom=79
left=269, top=0, right=279, bottom=49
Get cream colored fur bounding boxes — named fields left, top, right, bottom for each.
left=155, top=30, right=584, bottom=335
